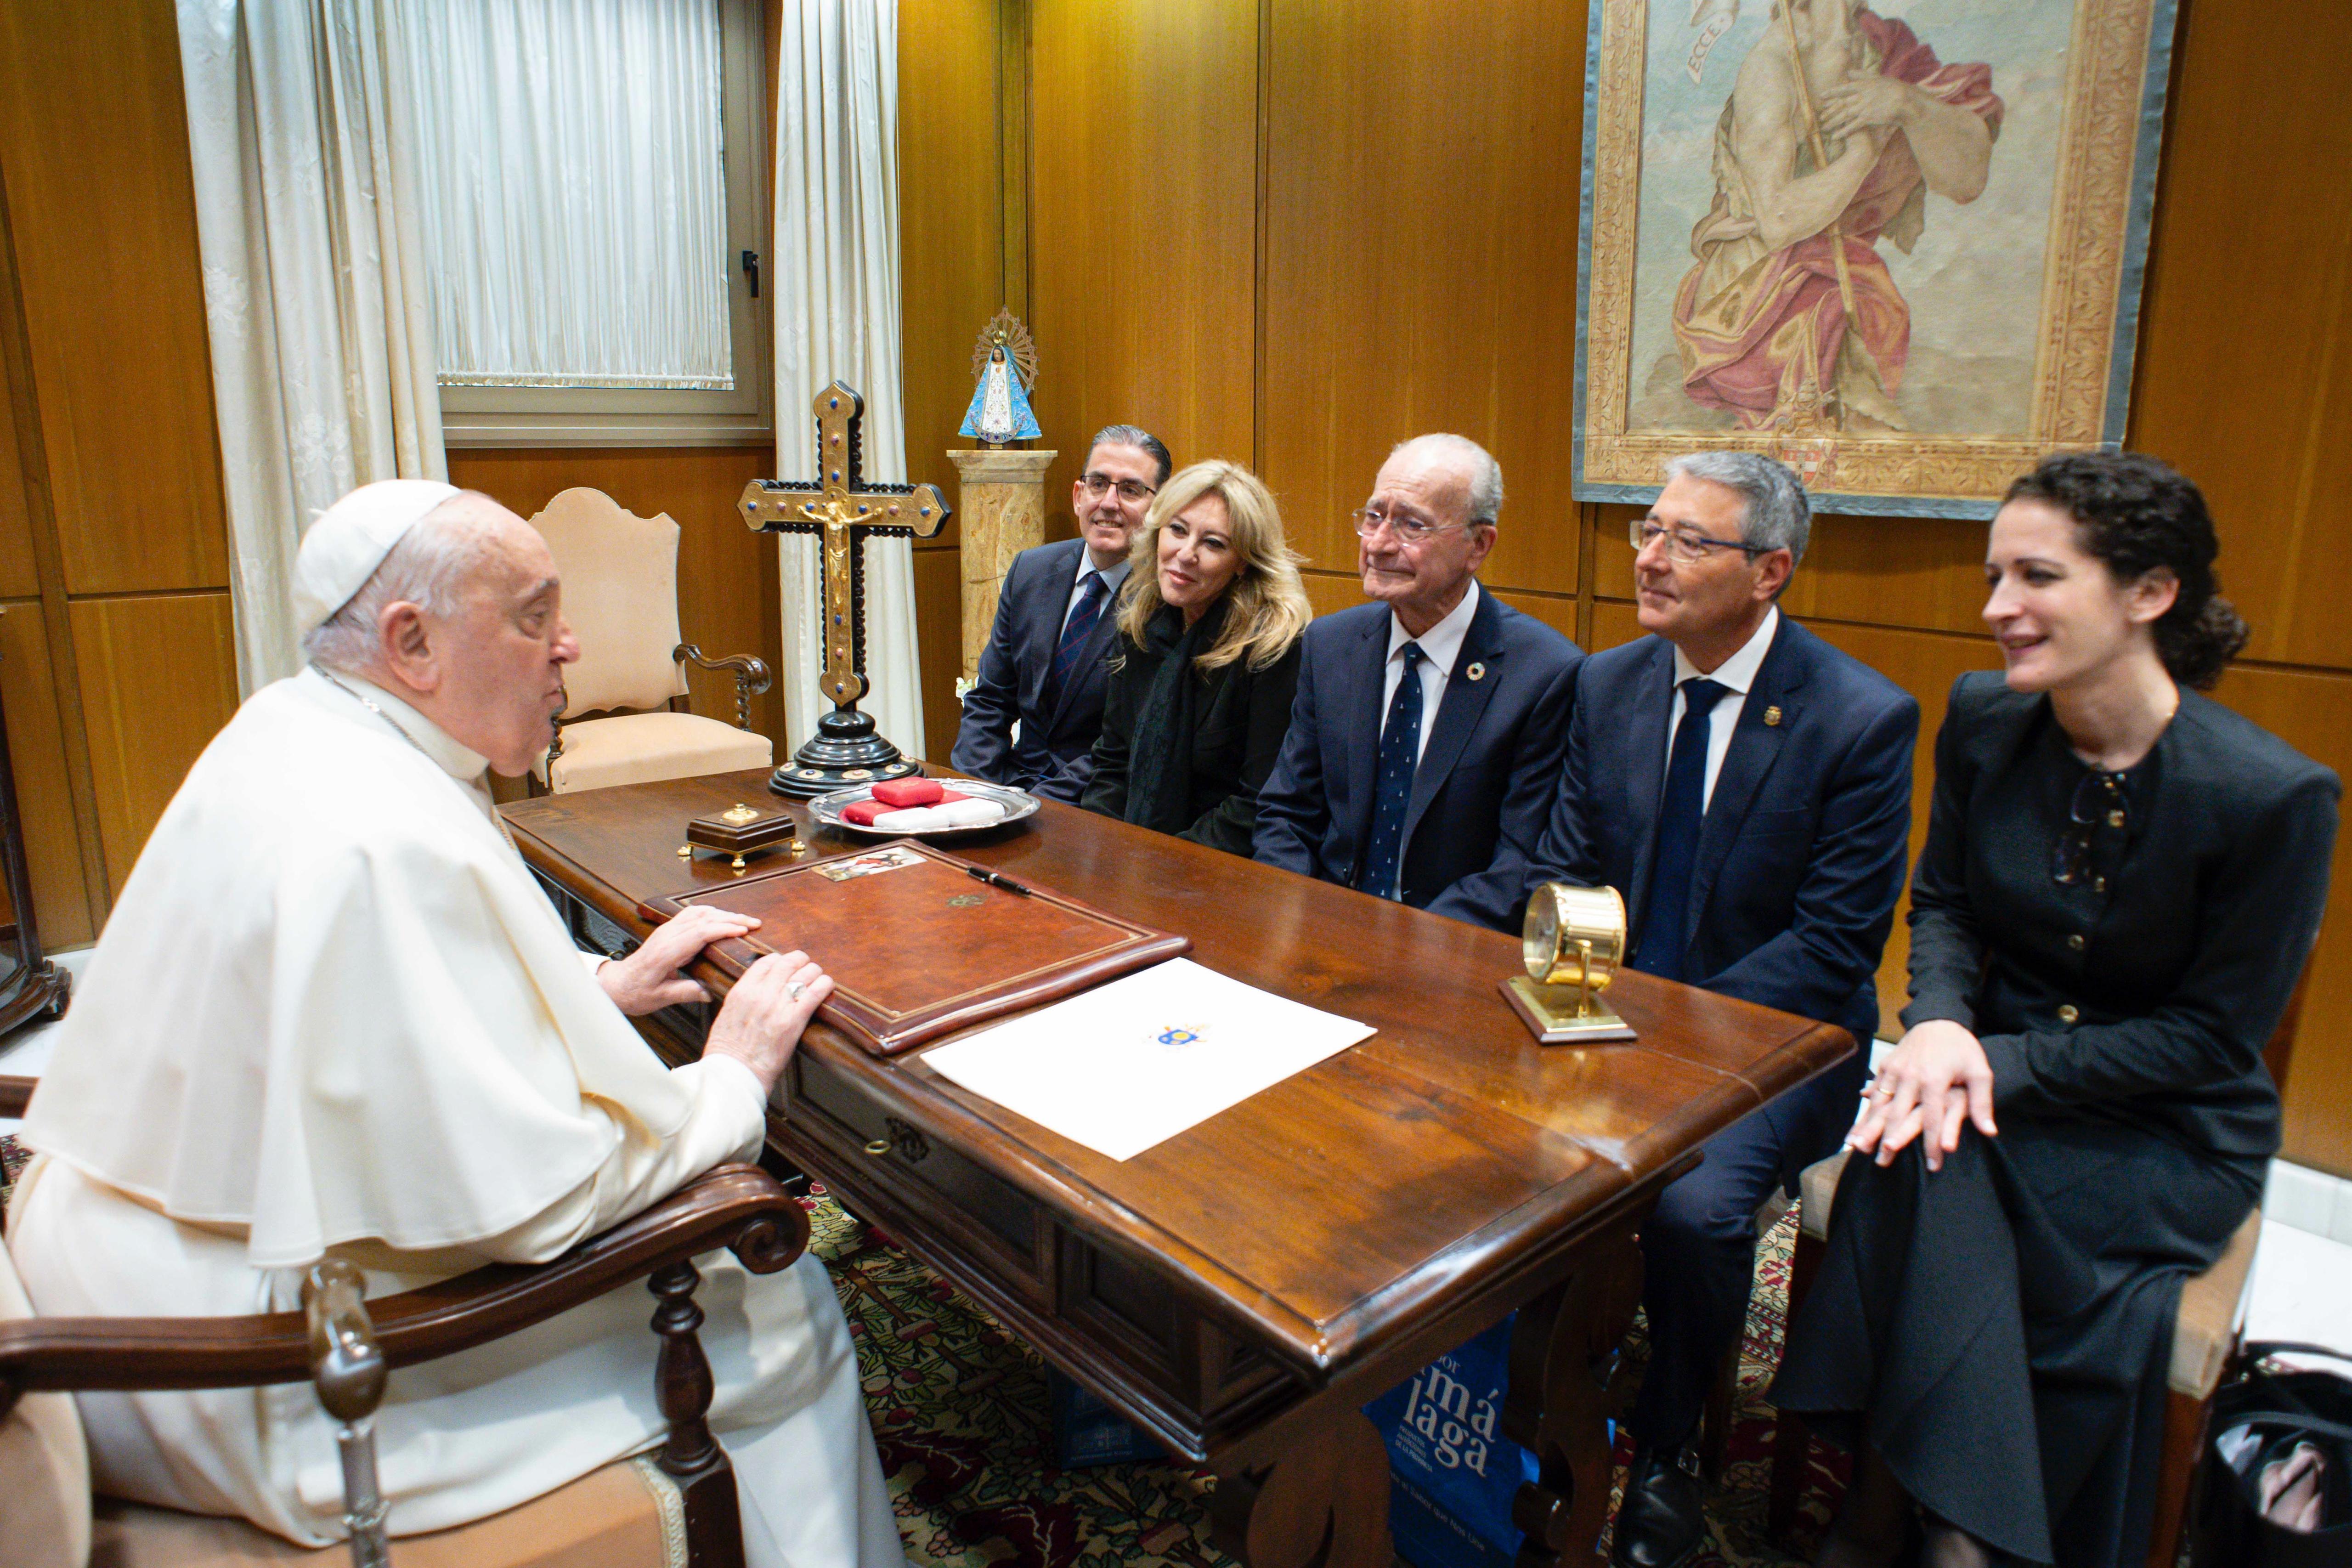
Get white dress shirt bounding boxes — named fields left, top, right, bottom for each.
left=1063, top=554, right=1132, bottom=630
left=1381, top=579, right=1482, bottom=766
left=1667, top=605, right=1780, bottom=813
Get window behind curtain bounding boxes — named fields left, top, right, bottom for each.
left=401, top=0, right=769, bottom=444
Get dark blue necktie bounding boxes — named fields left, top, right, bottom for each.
left=1040, top=570, right=1108, bottom=715
left=1630, top=678, right=1730, bottom=982
left=1359, top=643, right=1426, bottom=900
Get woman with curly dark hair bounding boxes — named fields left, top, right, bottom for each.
left=1772, top=452, right=2340, bottom=1568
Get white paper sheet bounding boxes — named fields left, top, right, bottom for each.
left=918, top=958, right=1376, bottom=1161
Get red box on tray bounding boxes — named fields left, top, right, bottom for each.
left=842, top=787, right=968, bottom=826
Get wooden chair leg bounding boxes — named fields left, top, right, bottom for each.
left=2146, top=1387, right=2212, bottom=1568
left=651, top=1259, right=748, bottom=1568
left=1767, top=1227, right=1824, bottom=1546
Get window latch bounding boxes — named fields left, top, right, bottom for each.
left=741, top=249, right=760, bottom=299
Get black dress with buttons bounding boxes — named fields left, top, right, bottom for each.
left=1773, top=671, right=2340, bottom=1568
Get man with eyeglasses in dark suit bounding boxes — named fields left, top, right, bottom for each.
left=1525, top=452, right=1917, bottom=1568
left=1254, top=433, right=1583, bottom=929
left=953, top=424, right=1170, bottom=801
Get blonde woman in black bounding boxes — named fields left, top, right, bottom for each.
left=1082, top=460, right=1312, bottom=856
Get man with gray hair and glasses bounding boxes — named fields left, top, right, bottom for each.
left=1254, top=433, right=1583, bottom=928
left=954, top=423, right=1172, bottom=800
left=1522, top=451, right=1918, bottom=1567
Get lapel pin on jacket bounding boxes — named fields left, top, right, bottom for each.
left=1764, top=704, right=1783, bottom=727
left=1465, top=662, right=1487, bottom=682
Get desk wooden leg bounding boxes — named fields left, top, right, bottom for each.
left=1502, top=1218, right=1645, bottom=1568
left=1208, top=1402, right=1393, bottom=1568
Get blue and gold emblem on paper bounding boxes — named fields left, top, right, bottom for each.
left=1154, top=1025, right=1201, bottom=1048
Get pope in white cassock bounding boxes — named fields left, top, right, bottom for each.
left=6, top=481, right=904, bottom=1567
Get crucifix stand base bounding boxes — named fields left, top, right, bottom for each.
left=768, top=707, right=924, bottom=798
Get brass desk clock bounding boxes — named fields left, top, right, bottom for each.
left=1501, top=883, right=1636, bottom=1043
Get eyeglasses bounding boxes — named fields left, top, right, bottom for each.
left=1080, top=472, right=1157, bottom=504
left=2051, top=770, right=2127, bottom=888
left=1351, top=507, right=1468, bottom=545
left=1630, top=519, right=1769, bottom=564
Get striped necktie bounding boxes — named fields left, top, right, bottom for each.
left=1041, top=570, right=1108, bottom=715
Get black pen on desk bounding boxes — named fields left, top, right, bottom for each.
left=965, top=864, right=1033, bottom=897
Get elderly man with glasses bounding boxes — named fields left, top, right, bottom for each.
left=1253, top=432, right=1583, bottom=929
left=953, top=424, right=1171, bottom=800
left=1522, top=451, right=1918, bottom=1568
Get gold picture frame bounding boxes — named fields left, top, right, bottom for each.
left=1572, top=0, right=2181, bottom=517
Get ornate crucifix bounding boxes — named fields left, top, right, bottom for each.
left=740, top=381, right=951, bottom=798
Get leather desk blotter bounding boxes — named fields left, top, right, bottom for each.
left=638, top=840, right=1191, bottom=1057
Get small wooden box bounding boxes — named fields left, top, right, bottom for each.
left=685, top=801, right=802, bottom=863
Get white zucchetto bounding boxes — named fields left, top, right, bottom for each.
left=292, top=478, right=461, bottom=634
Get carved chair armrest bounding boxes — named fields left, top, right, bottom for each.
left=0, top=1162, right=806, bottom=1414
left=0, top=1072, right=30, bottom=1118
left=674, top=644, right=774, bottom=731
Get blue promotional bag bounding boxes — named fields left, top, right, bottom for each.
left=1363, top=1314, right=1544, bottom=1568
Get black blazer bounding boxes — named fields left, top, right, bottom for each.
left=950, top=538, right=1121, bottom=801
left=1525, top=617, right=1918, bottom=1048
left=1081, top=610, right=1304, bottom=857
left=1253, top=588, right=1584, bottom=930
left=1905, top=673, right=2340, bottom=1165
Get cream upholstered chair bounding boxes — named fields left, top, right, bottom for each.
left=527, top=487, right=774, bottom=795
left=0, top=1076, right=797, bottom=1568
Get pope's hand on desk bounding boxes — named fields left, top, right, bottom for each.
left=1848, top=1018, right=1996, bottom=1172
left=705, top=951, right=833, bottom=1094
left=598, top=906, right=763, bottom=1015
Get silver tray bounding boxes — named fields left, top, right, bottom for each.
left=808, top=778, right=1040, bottom=838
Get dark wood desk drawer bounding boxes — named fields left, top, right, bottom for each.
left=790, top=1050, right=1053, bottom=1299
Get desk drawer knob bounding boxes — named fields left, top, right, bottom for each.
left=864, top=1138, right=890, bottom=1157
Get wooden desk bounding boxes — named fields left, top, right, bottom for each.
left=506, top=773, right=1851, bottom=1568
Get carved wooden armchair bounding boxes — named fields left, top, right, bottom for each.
left=0, top=1072, right=801, bottom=1568
left=527, top=487, right=775, bottom=795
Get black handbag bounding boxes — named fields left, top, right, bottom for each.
left=2195, top=1342, right=2352, bottom=1566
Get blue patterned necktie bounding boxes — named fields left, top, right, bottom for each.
left=1040, top=569, right=1108, bottom=715
left=1629, top=678, right=1730, bottom=982
left=1358, top=643, right=1426, bottom=900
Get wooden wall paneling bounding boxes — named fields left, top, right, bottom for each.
left=1028, top=0, right=1258, bottom=538
left=2203, top=662, right=2352, bottom=1175
left=899, top=0, right=1008, bottom=548
left=0, top=0, right=229, bottom=596
left=0, top=329, right=39, bottom=600
left=0, top=134, right=115, bottom=931
left=68, top=592, right=238, bottom=891
left=1589, top=599, right=1643, bottom=654
left=1298, top=569, right=1362, bottom=621
left=1487, top=588, right=1579, bottom=647
left=445, top=448, right=788, bottom=746
left=1259, top=0, right=1585, bottom=591
left=0, top=600, right=91, bottom=945
left=1801, top=623, right=2001, bottom=1041
left=2128, top=0, right=2352, bottom=672
left=912, top=543, right=963, bottom=755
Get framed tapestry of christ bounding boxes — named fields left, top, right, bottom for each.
left=1574, top=0, right=2181, bottom=516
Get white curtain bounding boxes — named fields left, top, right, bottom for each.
left=178, top=0, right=447, bottom=696
left=774, top=0, right=925, bottom=757
left=397, top=0, right=732, bottom=389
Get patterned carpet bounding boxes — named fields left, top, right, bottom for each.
left=806, top=1185, right=1848, bottom=1568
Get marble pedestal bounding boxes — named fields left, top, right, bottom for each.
left=948, top=447, right=1058, bottom=687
